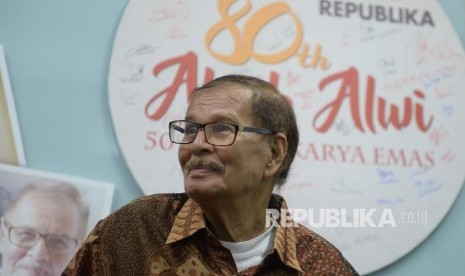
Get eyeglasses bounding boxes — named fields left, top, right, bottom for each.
left=2, top=219, right=78, bottom=255
left=169, top=120, right=275, bottom=146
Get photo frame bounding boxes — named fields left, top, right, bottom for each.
left=0, top=45, right=25, bottom=166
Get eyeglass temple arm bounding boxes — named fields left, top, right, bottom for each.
left=241, top=126, right=275, bottom=135
left=172, top=124, right=185, bottom=133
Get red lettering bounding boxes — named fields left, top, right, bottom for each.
left=313, top=67, right=363, bottom=132
left=387, top=148, right=407, bottom=166
left=297, top=143, right=319, bottom=161
left=145, top=52, right=291, bottom=121
left=338, top=145, right=350, bottom=162
left=297, top=143, right=366, bottom=164
left=322, top=144, right=337, bottom=162
left=351, top=147, right=366, bottom=164
left=313, top=67, right=434, bottom=133
left=145, top=52, right=198, bottom=121
left=409, top=151, right=423, bottom=168
left=425, top=151, right=435, bottom=168
left=365, top=76, right=375, bottom=133
left=145, top=131, right=175, bottom=151
left=414, top=91, right=433, bottom=131
left=373, top=147, right=435, bottom=168
left=374, top=147, right=384, bottom=165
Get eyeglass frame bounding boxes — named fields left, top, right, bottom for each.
left=1, top=218, right=79, bottom=255
left=169, top=120, right=276, bottom=146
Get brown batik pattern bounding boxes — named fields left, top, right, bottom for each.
left=63, top=193, right=358, bottom=276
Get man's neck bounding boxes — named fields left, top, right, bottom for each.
left=198, top=188, right=273, bottom=242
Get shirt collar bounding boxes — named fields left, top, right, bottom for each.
left=165, top=197, right=205, bottom=244
left=165, top=194, right=303, bottom=272
left=271, top=195, right=303, bottom=272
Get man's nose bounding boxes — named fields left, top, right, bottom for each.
left=27, top=238, right=50, bottom=261
left=190, top=128, right=213, bottom=153
left=192, top=128, right=208, bottom=144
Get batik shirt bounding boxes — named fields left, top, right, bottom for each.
left=63, top=193, right=358, bottom=275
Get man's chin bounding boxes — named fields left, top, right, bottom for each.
left=184, top=179, right=224, bottom=200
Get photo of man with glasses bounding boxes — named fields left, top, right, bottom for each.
left=1, top=181, right=89, bottom=276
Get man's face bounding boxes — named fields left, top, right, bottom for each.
left=179, top=84, right=273, bottom=201
left=0, top=194, right=81, bottom=276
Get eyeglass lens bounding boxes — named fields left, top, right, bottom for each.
left=170, top=121, right=237, bottom=145
left=9, top=227, right=77, bottom=254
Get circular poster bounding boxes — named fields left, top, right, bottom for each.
left=108, top=0, right=465, bottom=273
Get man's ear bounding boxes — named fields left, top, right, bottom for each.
left=264, top=133, right=288, bottom=178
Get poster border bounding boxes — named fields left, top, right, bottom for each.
left=0, top=44, right=26, bottom=166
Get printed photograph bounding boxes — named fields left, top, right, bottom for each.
left=0, top=164, right=114, bottom=276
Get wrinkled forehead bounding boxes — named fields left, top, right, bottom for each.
left=192, top=81, right=254, bottom=100
left=187, top=83, right=256, bottom=121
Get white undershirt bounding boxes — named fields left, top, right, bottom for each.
left=219, top=226, right=276, bottom=272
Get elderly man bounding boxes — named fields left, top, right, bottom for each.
left=1, top=182, right=89, bottom=276
left=64, top=75, right=358, bottom=275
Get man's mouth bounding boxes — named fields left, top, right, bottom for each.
left=185, top=160, right=224, bottom=175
